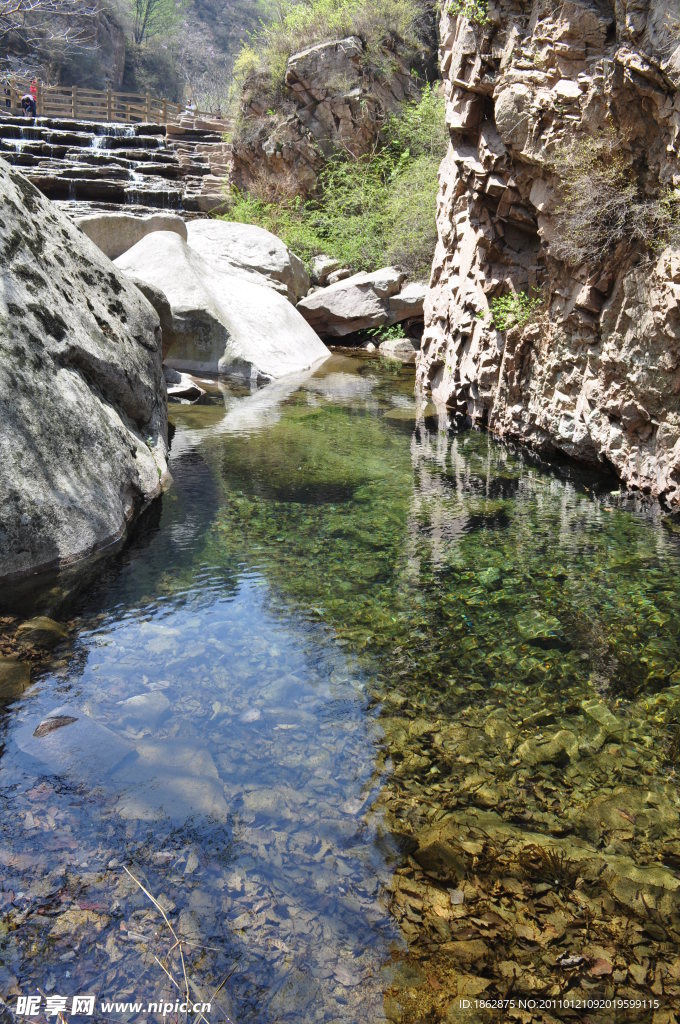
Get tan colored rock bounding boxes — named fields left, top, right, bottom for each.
left=76, top=212, right=187, bottom=260
left=418, top=0, right=680, bottom=506
left=296, top=268, right=426, bottom=337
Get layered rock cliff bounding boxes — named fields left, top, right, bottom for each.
left=418, top=0, right=680, bottom=505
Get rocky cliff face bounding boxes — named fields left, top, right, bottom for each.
left=0, top=158, right=169, bottom=582
left=418, top=0, right=680, bottom=506
left=232, top=36, right=422, bottom=197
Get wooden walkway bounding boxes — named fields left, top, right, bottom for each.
left=2, top=81, right=187, bottom=124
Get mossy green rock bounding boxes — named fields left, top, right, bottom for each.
left=0, top=658, right=30, bottom=702
left=16, top=616, right=67, bottom=648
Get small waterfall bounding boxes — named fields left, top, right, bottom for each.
left=12, top=139, right=26, bottom=153
left=90, top=135, right=107, bottom=150
left=126, top=169, right=144, bottom=206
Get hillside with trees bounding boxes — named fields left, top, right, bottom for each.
left=0, top=0, right=268, bottom=107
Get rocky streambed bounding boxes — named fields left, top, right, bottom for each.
left=1, top=357, right=680, bottom=1023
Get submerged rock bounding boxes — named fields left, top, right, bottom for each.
left=15, top=616, right=67, bottom=648
left=0, top=159, right=169, bottom=583
left=0, top=658, right=30, bottom=702
left=516, top=729, right=579, bottom=766
left=16, top=704, right=133, bottom=782
left=115, top=231, right=330, bottom=380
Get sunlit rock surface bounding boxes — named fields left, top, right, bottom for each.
left=0, top=158, right=168, bottom=583
left=419, top=0, right=680, bottom=505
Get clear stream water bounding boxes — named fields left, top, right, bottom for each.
left=1, top=355, right=680, bottom=1023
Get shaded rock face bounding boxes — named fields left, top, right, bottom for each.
left=418, top=0, right=680, bottom=506
left=0, top=158, right=168, bottom=583
left=232, top=35, right=420, bottom=198
left=115, top=230, right=330, bottom=379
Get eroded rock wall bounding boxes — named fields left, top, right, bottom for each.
left=418, top=0, right=680, bottom=505
left=232, top=36, right=423, bottom=197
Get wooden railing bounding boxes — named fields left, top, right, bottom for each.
left=2, top=81, right=183, bottom=124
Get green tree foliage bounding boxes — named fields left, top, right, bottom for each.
left=128, top=0, right=184, bottom=45
left=447, top=0, right=488, bottom=25
left=224, top=85, right=447, bottom=278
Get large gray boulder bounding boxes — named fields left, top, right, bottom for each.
left=186, top=219, right=310, bottom=303
left=115, top=231, right=330, bottom=380
left=0, top=159, right=168, bottom=583
left=76, top=212, right=187, bottom=260
left=297, top=269, right=427, bottom=337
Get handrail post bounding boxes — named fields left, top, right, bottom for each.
left=162, top=99, right=167, bottom=123
left=145, top=92, right=151, bottom=121
left=71, top=85, right=78, bottom=119
left=36, top=80, right=43, bottom=116
left=106, top=86, right=113, bottom=121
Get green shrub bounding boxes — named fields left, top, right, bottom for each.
left=223, top=85, right=447, bottom=277
left=488, top=290, right=542, bottom=331
left=447, top=0, right=489, bottom=25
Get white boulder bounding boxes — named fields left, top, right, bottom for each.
left=186, top=219, right=310, bottom=303
left=115, top=231, right=329, bottom=380
left=76, top=211, right=187, bottom=260
left=297, top=268, right=426, bottom=337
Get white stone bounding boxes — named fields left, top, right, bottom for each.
left=297, top=267, right=410, bottom=336
left=76, top=212, right=187, bottom=260
left=115, top=231, right=330, bottom=379
left=186, top=219, right=310, bottom=303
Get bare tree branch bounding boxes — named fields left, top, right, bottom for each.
left=0, top=0, right=100, bottom=78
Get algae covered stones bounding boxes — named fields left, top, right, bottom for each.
left=0, top=158, right=168, bottom=583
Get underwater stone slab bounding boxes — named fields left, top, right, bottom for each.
left=15, top=705, right=134, bottom=782
left=0, top=659, right=30, bottom=703
left=15, top=616, right=67, bottom=648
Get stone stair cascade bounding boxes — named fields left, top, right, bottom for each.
left=0, top=112, right=232, bottom=216
left=165, top=115, right=233, bottom=214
